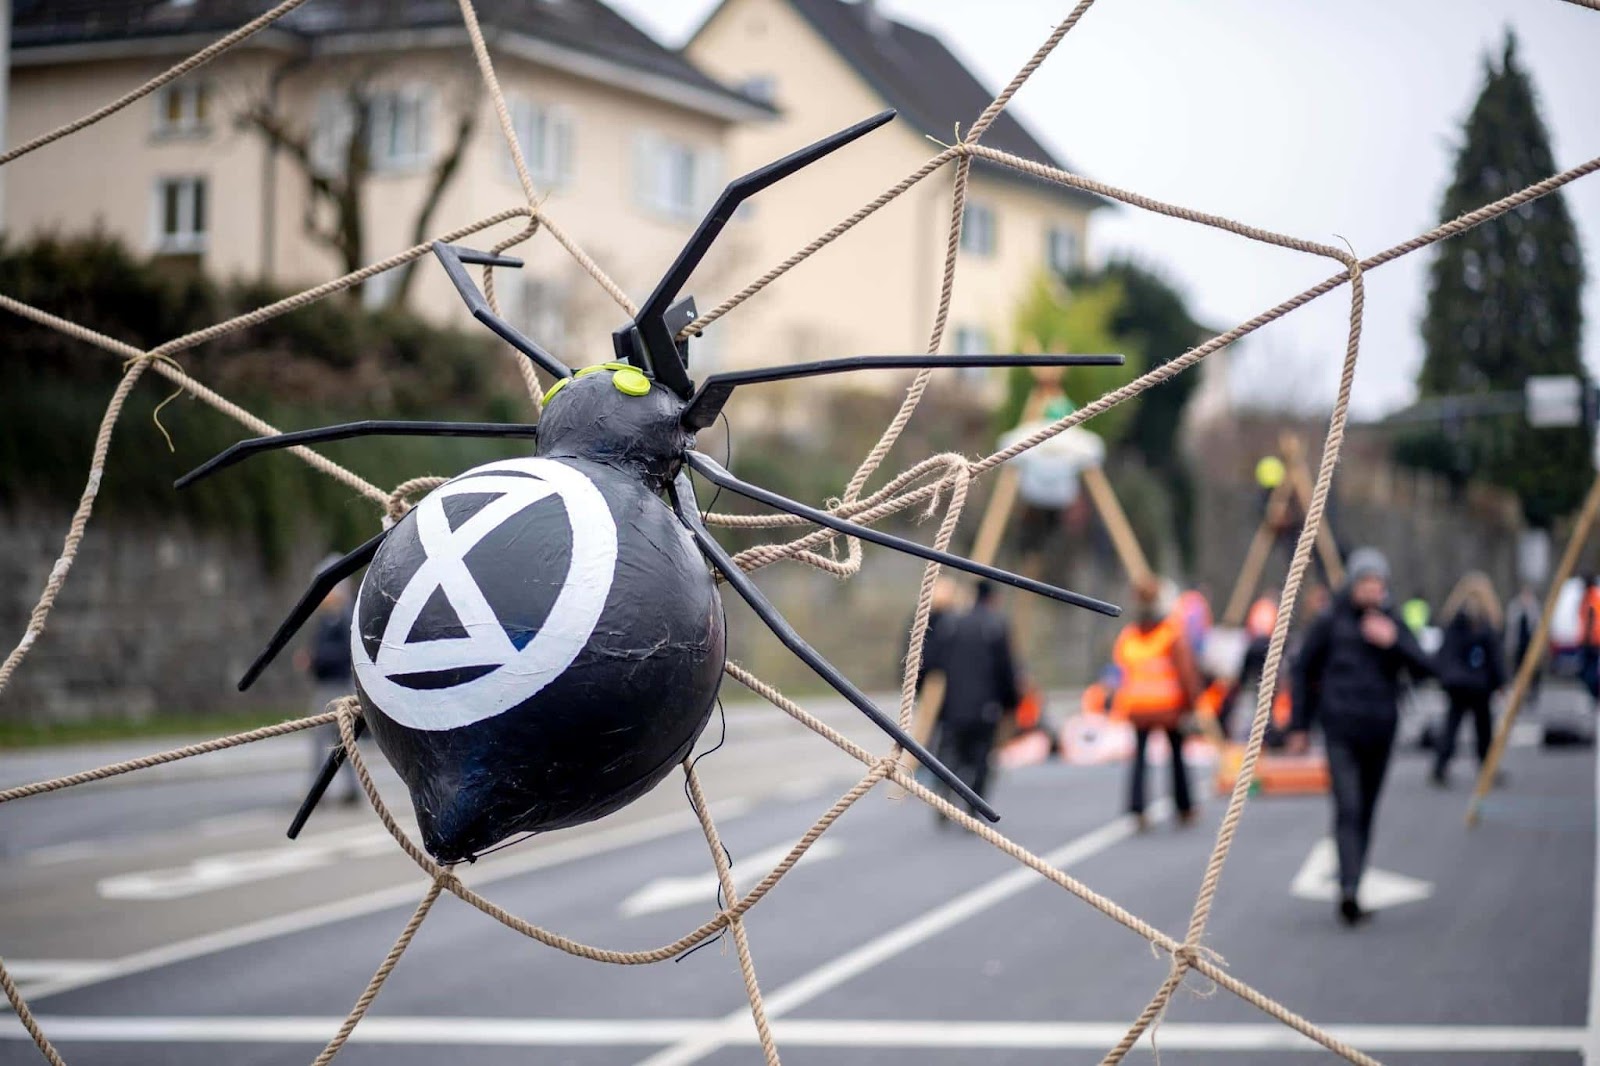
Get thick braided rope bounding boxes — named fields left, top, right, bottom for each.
left=0, top=0, right=315, bottom=168
left=1103, top=255, right=1366, bottom=1062
left=309, top=875, right=449, bottom=1066
left=0, top=363, right=148, bottom=698
left=0, top=959, right=64, bottom=1066
left=0, top=712, right=336, bottom=804
left=457, top=0, right=540, bottom=210
left=685, top=763, right=780, bottom=1065
left=1, top=2, right=1597, bottom=1063
left=722, top=662, right=1383, bottom=1063
left=714, top=147, right=1600, bottom=581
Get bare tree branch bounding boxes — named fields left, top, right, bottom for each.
left=388, top=94, right=480, bottom=308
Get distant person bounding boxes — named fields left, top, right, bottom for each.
left=926, top=581, right=1021, bottom=824
left=1110, top=576, right=1201, bottom=829
left=1582, top=575, right=1600, bottom=707
left=909, top=576, right=964, bottom=693
left=1431, top=573, right=1506, bottom=786
left=1504, top=584, right=1541, bottom=708
left=295, top=559, right=358, bottom=805
left=1289, top=548, right=1435, bottom=926
left=1224, top=588, right=1280, bottom=740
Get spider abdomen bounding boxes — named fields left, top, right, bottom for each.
left=352, top=455, right=725, bottom=863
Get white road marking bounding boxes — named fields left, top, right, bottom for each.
left=1586, top=744, right=1600, bottom=1064
left=636, top=801, right=1171, bottom=1066
left=1289, top=838, right=1433, bottom=910
left=0, top=1016, right=1582, bottom=1052
left=23, top=799, right=749, bottom=1003
left=619, top=839, right=842, bottom=917
left=98, top=826, right=395, bottom=901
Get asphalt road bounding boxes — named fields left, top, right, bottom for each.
left=0, top=687, right=1594, bottom=1066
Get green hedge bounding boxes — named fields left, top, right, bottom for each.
left=0, top=234, right=533, bottom=568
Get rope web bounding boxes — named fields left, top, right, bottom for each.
left=3, top=2, right=1598, bottom=1062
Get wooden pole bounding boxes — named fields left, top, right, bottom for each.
left=1281, top=434, right=1344, bottom=586
left=1080, top=465, right=1152, bottom=586
left=1222, top=480, right=1294, bottom=626
left=905, top=374, right=1054, bottom=778
left=1466, top=472, right=1600, bottom=826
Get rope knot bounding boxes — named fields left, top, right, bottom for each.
left=386, top=476, right=448, bottom=525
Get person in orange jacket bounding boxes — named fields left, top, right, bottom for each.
left=1111, top=576, right=1202, bottom=828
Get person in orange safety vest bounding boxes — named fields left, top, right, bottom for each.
left=1111, top=576, right=1202, bottom=829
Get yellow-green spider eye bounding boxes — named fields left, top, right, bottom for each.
left=613, top=367, right=651, bottom=396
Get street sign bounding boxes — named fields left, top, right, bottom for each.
left=1525, top=375, right=1585, bottom=428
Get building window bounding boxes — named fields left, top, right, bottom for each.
left=361, top=266, right=400, bottom=311
left=635, top=133, right=720, bottom=222
left=153, top=177, right=207, bottom=254
left=952, top=324, right=993, bottom=382
left=737, top=74, right=777, bottom=106
left=508, top=99, right=574, bottom=188
left=960, top=202, right=996, bottom=256
left=312, top=88, right=432, bottom=175
left=1046, top=225, right=1080, bottom=275
left=518, top=275, right=569, bottom=347
left=367, top=88, right=431, bottom=172
left=154, top=82, right=209, bottom=137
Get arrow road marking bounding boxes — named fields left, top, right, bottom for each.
left=620, top=838, right=842, bottom=918
left=96, top=826, right=396, bottom=902
left=1290, top=838, right=1433, bottom=911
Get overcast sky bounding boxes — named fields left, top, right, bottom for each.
left=611, top=0, right=1600, bottom=417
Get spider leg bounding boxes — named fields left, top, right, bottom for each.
left=175, top=421, right=539, bottom=489
left=683, top=452, right=1120, bottom=618
left=669, top=472, right=999, bottom=823
left=625, top=109, right=898, bottom=398
left=433, top=241, right=572, bottom=382
left=238, top=530, right=388, bottom=692
left=682, top=353, right=1124, bottom=429
left=288, top=715, right=368, bottom=840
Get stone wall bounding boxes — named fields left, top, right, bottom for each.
left=0, top=504, right=325, bottom=725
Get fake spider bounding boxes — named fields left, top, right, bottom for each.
left=179, top=110, right=1123, bottom=863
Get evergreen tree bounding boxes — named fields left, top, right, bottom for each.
left=1415, top=30, right=1588, bottom=526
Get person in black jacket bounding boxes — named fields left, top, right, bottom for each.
left=1431, top=573, right=1506, bottom=785
left=926, top=580, right=1021, bottom=823
left=1289, top=547, right=1434, bottom=926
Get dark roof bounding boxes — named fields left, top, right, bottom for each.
left=13, top=0, right=769, bottom=118
left=783, top=0, right=1106, bottom=208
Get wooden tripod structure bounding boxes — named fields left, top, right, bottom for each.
left=1466, top=470, right=1600, bottom=826
left=1221, top=433, right=1345, bottom=627
left=905, top=365, right=1152, bottom=759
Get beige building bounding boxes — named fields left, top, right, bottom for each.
left=686, top=0, right=1108, bottom=396
left=5, top=0, right=771, bottom=369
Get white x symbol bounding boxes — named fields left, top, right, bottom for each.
left=353, top=458, right=618, bottom=732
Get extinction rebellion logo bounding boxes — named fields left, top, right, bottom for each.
left=352, top=458, right=618, bottom=732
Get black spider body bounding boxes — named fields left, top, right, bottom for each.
left=354, top=368, right=722, bottom=861
left=180, top=110, right=1125, bottom=862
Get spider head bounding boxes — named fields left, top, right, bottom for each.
left=536, top=362, right=692, bottom=489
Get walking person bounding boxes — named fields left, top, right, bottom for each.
left=295, top=558, right=359, bottom=805
left=1288, top=548, right=1434, bottom=926
left=926, top=580, right=1021, bottom=824
left=1111, top=576, right=1201, bottom=829
left=1581, top=575, right=1600, bottom=709
left=1431, top=573, right=1506, bottom=786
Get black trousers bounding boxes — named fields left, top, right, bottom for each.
left=933, top=721, right=996, bottom=814
left=1128, top=725, right=1192, bottom=816
left=1324, top=729, right=1394, bottom=896
left=1433, top=690, right=1493, bottom=776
